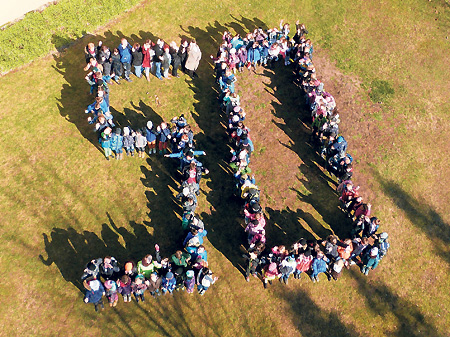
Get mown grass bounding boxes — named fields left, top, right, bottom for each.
left=0, top=0, right=450, bottom=336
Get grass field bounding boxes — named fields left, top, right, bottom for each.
left=0, top=0, right=449, bottom=336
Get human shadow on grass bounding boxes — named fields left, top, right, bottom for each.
left=373, top=170, right=450, bottom=264
left=264, top=206, right=333, bottom=246
left=348, top=269, right=443, bottom=337
left=255, top=63, right=352, bottom=238
left=273, top=286, right=361, bottom=337
left=180, top=20, right=251, bottom=276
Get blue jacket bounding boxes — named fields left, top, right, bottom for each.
left=312, top=257, right=329, bottom=274
left=99, top=134, right=112, bottom=149
left=157, top=127, right=171, bottom=143
left=161, top=276, right=176, bottom=292
left=84, top=283, right=105, bottom=303
left=183, top=229, right=208, bottom=247
left=118, top=43, right=132, bottom=63
left=111, top=134, right=123, bottom=151
left=145, top=127, right=157, bottom=142
left=363, top=252, right=380, bottom=269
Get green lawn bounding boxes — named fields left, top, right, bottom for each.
left=0, top=0, right=449, bottom=336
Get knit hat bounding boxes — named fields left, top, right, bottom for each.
left=186, top=270, right=195, bottom=279
left=115, top=127, right=121, bottom=135
left=370, top=247, right=379, bottom=256
left=147, top=121, right=153, bottom=129
left=165, top=272, right=174, bottom=280
left=232, top=115, right=239, bottom=123
left=89, top=279, right=101, bottom=291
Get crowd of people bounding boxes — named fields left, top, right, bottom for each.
left=211, top=19, right=390, bottom=288
left=80, top=20, right=391, bottom=311
left=81, top=35, right=221, bottom=312
left=83, top=37, right=202, bottom=160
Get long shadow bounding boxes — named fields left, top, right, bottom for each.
left=181, top=20, right=250, bottom=274
left=52, top=30, right=163, bottom=152
left=265, top=206, right=333, bottom=245
left=274, top=286, right=361, bottom=337
left=373, top=170, right=450, bottom=264
left=348, top=269, right=443, bottom=337
left=255, top=64, right=352, bottom=238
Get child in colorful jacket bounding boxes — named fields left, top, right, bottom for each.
left=131, top=275, right=148, bottom=303
left=83, top=279, right=105, bottom=312
left=104, top=279, right=118, bottom=307
left=117, top=275, right=132, bottom=302
left=361, top=247, right=380, bottom=276
left=110, top=127, right=124, bottom=160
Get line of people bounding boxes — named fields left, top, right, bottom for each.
left=83, top=36, right=202, bottom=160
left=81, top=34, right=221, bottom=312
left=212, top=20, right=390, bottom=288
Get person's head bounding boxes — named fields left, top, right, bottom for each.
left=103, top=256, right=112, bottom=265
left=362, top=237, right=369, bottom=245
left=121, top=275, right=129, bottom=284
left=87, top=42, right=95, bottom=51
left=142, top=254, right=152, bottom=265
left=161, top=122, right=167, bottom=129
left=121, top=38, right=127, bottom=46
left=133, top=42, right=140, bottom=49
left=190, top=39, right=196, bottom=45
left=98, top=114, right=106, bottom=124
left=328, top=235, right=337, bottom=245
left=191, top=228, right=199, bottom=236
left=190, top=162, right=196, bottom=170
left=150, top=272, right=158, bottom=281
left=113, top=48, right=119, bottom=54
left=175, top=250, right=182, bottom=259
left=124, top=262, right=133, bottom=274
left=197, top=245, right=205, bottom=253
left=135, top=275, right=143, bottom=285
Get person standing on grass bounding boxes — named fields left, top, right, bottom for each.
left=131, top=43, right=143, bottom=79
left=145, top=121, right=157, bottom=155
left=135, top=128, right=147, bottom=158
left=131, top=275, right=147, bottom=303
left=179, top=39, right=189, bottom=73
left=361, top=247, right=380, bottom=276
left=110, top=48, right=123, bottom=84
left=263, top=262, right=280, bottom=288
left=156, top=122, right=171, bottom=155
left=142, top=39, right=153, bottom=82
left=197, top=267, right=218, bottom=295
left=311, top=251, right=329, bottom=283
left=162, top=46, right=172, bottom=79
left=83, top=278, right=105, bottom=312
left=152, top=39, right=164, bottom=80
left=118, top=38, right=133, bottom=82
left=185, top=39, right=202, bottom=78
left=99, top=127, right=113, bottom=161
left=110, top=127, right=124, bottom=160
left=161, top=271, right=176, bottom=295
left=104, top=280, right=119, bottom=307
left=117, top=274, right=132, bottom=303
left=122, top=127, right=135, bottom=157
left=169, top=41, right=181, bottom=77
